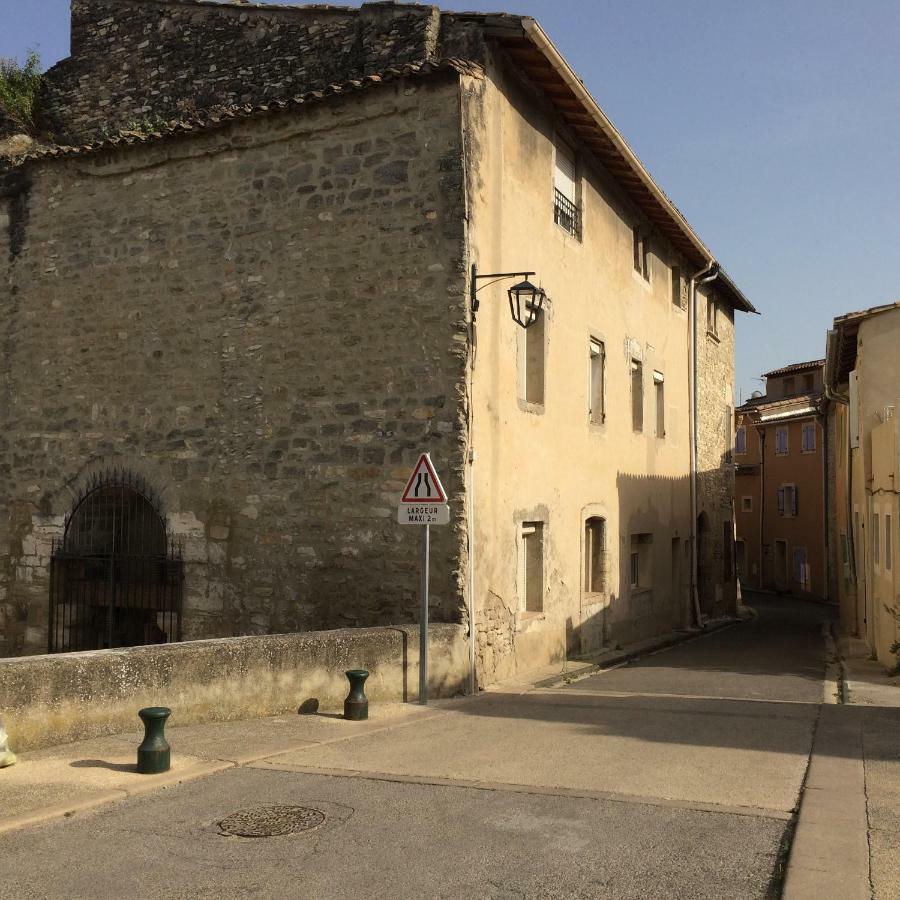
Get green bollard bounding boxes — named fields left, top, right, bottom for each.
left=137, top=707, right=171, bottom=774
left=344, top=670, right=369, bottom=721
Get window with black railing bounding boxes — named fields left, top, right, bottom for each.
left=554, top=188, right=581, bottom=238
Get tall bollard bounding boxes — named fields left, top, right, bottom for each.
left=137, top=707, right=171, bottom=774
left=344, top=670, right=369, bottom=721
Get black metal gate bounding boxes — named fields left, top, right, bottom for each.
left=48, top=471, right=183, bottom=653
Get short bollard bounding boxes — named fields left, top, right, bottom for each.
left=137, top=707, right=172, bottom=774
left=344, top=670, right=369, bottom=721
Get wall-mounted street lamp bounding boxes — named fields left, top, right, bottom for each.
left=470, top=264, right=547, bottom=329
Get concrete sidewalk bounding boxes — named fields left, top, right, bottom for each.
left=0, top=702, right=438, bottom=834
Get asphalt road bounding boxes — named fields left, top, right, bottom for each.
left=0, top=594, right=831, bottom=900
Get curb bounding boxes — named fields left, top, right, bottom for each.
left=533, top=617, right=744, bottom=690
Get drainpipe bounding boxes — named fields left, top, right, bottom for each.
left=689, top=261, right=719, bottom=627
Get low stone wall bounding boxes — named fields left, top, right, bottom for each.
left=0, top=624, right=467, bottom=752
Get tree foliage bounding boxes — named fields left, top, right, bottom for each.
left=0, top=50, right=42, bottom=130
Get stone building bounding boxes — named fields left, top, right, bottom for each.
left=825, top=302, right=900, bottom=669
left=734, top=361, right=830, bottom=600
left=0, top=0, right=754, bottom=683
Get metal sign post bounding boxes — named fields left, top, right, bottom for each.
left=419, top=523, right=430, bottom=705
left=398, top=453, right=449, bottom=706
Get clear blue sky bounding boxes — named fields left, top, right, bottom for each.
left=3, top=0, right=898, bottom=403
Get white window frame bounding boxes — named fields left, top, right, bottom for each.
left=654, top=370, right=665, bottom=438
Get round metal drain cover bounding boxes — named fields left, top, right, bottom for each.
left=218, top=805, right=326, bottom=838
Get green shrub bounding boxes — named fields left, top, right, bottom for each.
left=0, top=50, right=42, bottom=130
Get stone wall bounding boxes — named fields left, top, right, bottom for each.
left=0, top=622, right=467, bottom=751
left=41, top=0, right=485, bottom=140
left=0, top=72, right=470, bottom=657
left=696, top=289, right=738, bottom=614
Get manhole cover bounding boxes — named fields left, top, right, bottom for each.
left=218, top=806, right=326, bottom=838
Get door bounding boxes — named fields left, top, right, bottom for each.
left=775, top=540, right=788, bottom=592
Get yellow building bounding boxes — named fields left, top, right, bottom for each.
left=825, top=302, right=900, bottom=669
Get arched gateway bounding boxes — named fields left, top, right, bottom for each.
left=48, top=471, right=183, bottom=653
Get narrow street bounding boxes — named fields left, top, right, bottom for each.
left=0, top=596, right=850, bottom=899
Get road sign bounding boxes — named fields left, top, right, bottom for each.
left=400, top=453, right=447, bottom=504
left=397, top=504, right=450, bottom=526
left=396, top=453, right=450, bottom=707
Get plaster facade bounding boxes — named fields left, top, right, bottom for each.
left=826, top=304, right=900, bottom=669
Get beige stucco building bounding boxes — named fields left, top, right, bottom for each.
left=825, top=302, right=900, bottom=670
left=0, top=0, right=754, bottom=684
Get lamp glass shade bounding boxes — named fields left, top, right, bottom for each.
left=507, top=280, right=546, bottom=329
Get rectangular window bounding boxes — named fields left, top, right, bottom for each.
left=631, top=360, right=643, bottom=432
left=584, top=517, right=607, bottom=593
left=723, top=521, right=734, bottom=581
left=633, top=227, right=649, bottom=280
left=886, top=515, right=892, bottom=571
left=735, top=426, right=747, bottom=455
left=784, top=376, right=796, bottom=395
left=873, top=512, right=880, bottom=567
left=629, top=533, right=652, bottom=590
left=520, top=522, right=544, bottom=613
left=523, top=310, right=545, bottom=405
left=803, top=373, right=814, bottom=392
left=724, top=405, right=733, bottom=462
left=777, top=484, right=798, bottom=517
left=589, top=338, right=605, bottom=424
left=553, top=141, right=580, bottom=238
left=654, top=371, right=665, bottom=437
left=801, top=422, right=816, bottom=452
left=793, top=547, right=809, bottom=589
left=706, top=296, right=719, bottom=337
left=742, top=496, right=753, bottom=512
left=671, top=266, right=684, bottom=308
left=775, top=426, right=789, bottom=455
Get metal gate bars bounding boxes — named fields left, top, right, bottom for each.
left=48, top=470, right=183, bottom=653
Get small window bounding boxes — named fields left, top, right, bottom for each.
left=803, top=373, right=814, bottom=392
left=631, top=359, right=643, bottom=432
left=801, top=422, right=816, bottom=453
left=724, top=405, right=733, bottom=462
left=735, top=426, right=747, bottom=455
left=553, top=141, right=580, bottom=238
left=873, top=512, right=880, bottom=567
left=654, top=371, right=665, bottom=437
left=633, top=227, right=650, bottom=281
left=783, top=376, right=796, bottom=395
left=706, top=295, right=719, bottom=337
left=523, top=309, right=545, bottom=405
left=589, top=338, right=605, bottom=424
left=671, top=266, right=685, bottom=308
left=630, top=533, right=652, bottom=590
left=520, top=522, right=544, bottom=613
left=775, top=426, right=789, bottom=455
left=886, top=515, right=892, bottom=571
left=742, top=496, right=753, bottom=512
left=584, top=517, right=607, bottom=593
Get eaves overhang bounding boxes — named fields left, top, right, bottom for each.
left=467, top=15, right=757, bottom=315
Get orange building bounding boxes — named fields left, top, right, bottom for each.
left=734, top=361, right=829, bottom=599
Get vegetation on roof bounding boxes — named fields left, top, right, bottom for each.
left=0, top=51, right=42, bottom=132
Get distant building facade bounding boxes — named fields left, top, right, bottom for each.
left=0, top=0, right=754, bottom=681
left=825, top=303, right=900, bottom=669
left=735, top=361, right=829, bottom=599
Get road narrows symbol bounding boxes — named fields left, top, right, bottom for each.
left=400, top=453, right=447, bottom=504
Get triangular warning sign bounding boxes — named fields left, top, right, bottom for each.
left=400, top=453, right=448, bottom=504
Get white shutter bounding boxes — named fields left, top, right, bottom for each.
left=554, top=144, right=576, bottom=203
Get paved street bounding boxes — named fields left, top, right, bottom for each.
left=0, top=595, right=868, bottom=899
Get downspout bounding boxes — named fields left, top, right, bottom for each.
left=689, top=261, right=719, bottom=627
